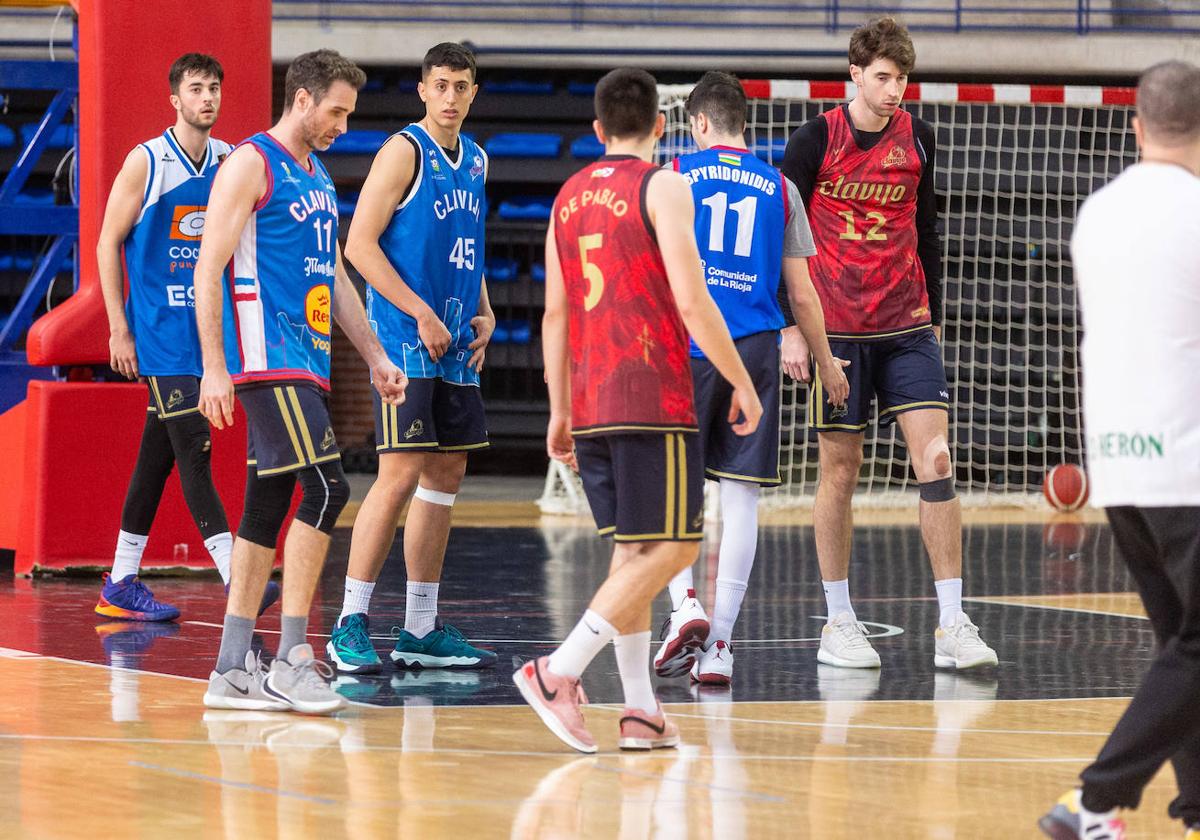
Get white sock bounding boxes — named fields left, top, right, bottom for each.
left=822, top=578, right=855, bottom=623
left=340, top=576, right=376, bottom=623
left=668, top=567, right=694, bottom=610
left=708, top=479, right=759, bottom=644
left=111, top=531, right=148, bottom=581
left=401, top=696, right=436, bottom=752
left=547, top=609, right=617, bottom=678
left=935, top=578, right=964, bottom=628
left=613, top=631, right=657, bottom=714
left=404, top=581, right=439, bottom=637
left=709, top=579, right=748, bottom=645
left=204, top=532, right=233, bottom=585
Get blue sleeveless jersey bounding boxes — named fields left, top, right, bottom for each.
left=674, top=146, right=787, bottom=358
left=229, top=132, right=339, bottom=389
left=367, top=124, right=488, bottom=385
left=124, top=129, right=235, bottom=376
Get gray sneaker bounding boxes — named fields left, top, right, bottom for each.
left=264, top=643, right=346, bottom=715
left=204, top=651, right=288, bottom=711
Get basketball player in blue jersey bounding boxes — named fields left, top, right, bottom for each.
left=95, top=53, right=279, bottom=623
left=653, top=72, right=850, bottom=685
left=327, top=42, right=495, bottom=673
left=193, top=50, right=407, bottom=715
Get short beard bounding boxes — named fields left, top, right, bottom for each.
left=181, top=106, right=216, bottom=131
left=300, top=114, right=330, bottom=151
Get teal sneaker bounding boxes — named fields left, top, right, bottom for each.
left=326, top=613, right=383, bottom=674
left=390, top=619, right=497, bottom=669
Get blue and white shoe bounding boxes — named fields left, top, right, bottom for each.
left=95, top=573, right=180, bottom=622
left=326, top=613, right=383, bottom=674
left=224, top=580, right=281, bottom=618
left=390, top=619, right=497, bottom=669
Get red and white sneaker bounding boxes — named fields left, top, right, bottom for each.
left=690, top=640, right=733, bottom=686
left=513, top=656, right=596, bottom=754
left=653, top=590, right=710, bottom=678
left=618, top=701, right=680, bottom=751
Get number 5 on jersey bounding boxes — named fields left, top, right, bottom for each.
left=449, top=236, right=476, bottom=270
left=579, top=233, right=604, bottom=311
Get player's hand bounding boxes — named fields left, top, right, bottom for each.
left=199, top=368, right=235, bottom=430
left=727, top=384, right=763, bottom=437
left=780, top=326, right=810, bottom=383
left=932, top=325, right=942, bottom=343
left=417, top=308, right=452, bottom=362
left=817, top=356, right=852, bottom=407
left=109, top=329, right=138, bottom=380
left=372, top=360, right=407, bottom=406
left=467, top=312, right=495, bottom=373
left=546, top=413, right=577, bottom=471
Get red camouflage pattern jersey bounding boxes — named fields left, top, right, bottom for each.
left=807, top=105, right=931, bottom=338
left=553, top=156, right=697, bottom=435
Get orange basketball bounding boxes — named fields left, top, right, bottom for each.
left=1044, top=464, right=1089, bottom=512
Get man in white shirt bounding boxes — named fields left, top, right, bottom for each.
left=1039, top=60, right=1200, bottom=840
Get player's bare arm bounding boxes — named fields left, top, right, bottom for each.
left=647, top=169, right=762, bottom=436
left=97, top=147, right=149, bottom=380
left=467, top=276, right=494, bottom=373
left=331, top=243, right=407, bottom=406
left=344, top=135, right=452, bottom=361
left=782, top=256, right=850, bottom=405
left=193, top=145, right=264, bottom=429
left=541, top=222, right=576, bottom=469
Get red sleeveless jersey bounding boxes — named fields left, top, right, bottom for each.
left=807, top=106, right=930, bottom=338
left=553, top=156, right=696, bottom=435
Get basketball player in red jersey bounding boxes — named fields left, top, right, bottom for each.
left=780, top=17, right=997, bottom=670
left=513, top=68, right=762, bottom=753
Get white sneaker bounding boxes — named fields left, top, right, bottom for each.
left=934, top=612, right=998, bottom=669
left=653, top=591, right=710, bottom=678
left=817, top=612, right=881, bottom=669
left=690, top=640, right=733, bottom=686
left=203, top=650, right=289, bottom=711
left=264, top=644, right=346, bottom=715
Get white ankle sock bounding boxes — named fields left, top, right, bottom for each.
left=340, top=576, right=376, bottom=623
left=111, top=531, right=148, bottom=581
left=404, top=581, right=439, bottom=637
left=668, top=567, right=694, bottom=611
left=204, top=532, right=233, bottom=585
left=613, top=631, right=657, bottom=714
left=547, top=609, right=617, bottom=678
left=935, top=578, right=964, bottom=628
left=709, top=578, right=748, bottom=645
left=822, top=578, right=855, bottom=623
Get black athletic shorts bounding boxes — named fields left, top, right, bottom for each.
left=145, top=375, right=201, bottom=421
left=810, top=327, right=949, bottom=432
left=374, top=377, right=489, bottom=453
left=691, top=330, right=781, bottom=485
left=575, top=431, right=704, bottom=542
left=237, top=381, right=340, bottom=476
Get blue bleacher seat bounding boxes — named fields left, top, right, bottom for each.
left=15, top=189, right=54, bottom=205
left=0, top=125, right=15, bottom=148
left=485, top=133, right=561, bottom=159
left=567, top=82, right=596, bottom=97
left=751, top=138, right=788, bottom=162
left=325, top=129, right=391, bottom=155
left=487, top=80, right=554, bottom=95
left=492, top=319, right=532, bottom=345
left=362, top=77, right=386, bottom=93
left=13, top=253, right=34, bottom=271
left=570, top=135, right=604, bottom=159
left=485, top=257, right=519, bottom=282
left=497, top=197, right=553, bottom=221
left=20, top=122, right=73, bottom=149
left=337, top=193, right=359, bottom=218
left=531, top=262, right=546, bottom=283
left=0, top=255, right=13, bottom=271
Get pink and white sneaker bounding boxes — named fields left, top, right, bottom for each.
left=513, top=656, right=596, bottom=754
left=690, top=640, right=733, bottom=686
left=653, top=590, right=710, bottom=678
left=618, top=701, right=680, bottom=751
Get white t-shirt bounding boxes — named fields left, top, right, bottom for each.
left=1072, top=161, right=1200, bottom=507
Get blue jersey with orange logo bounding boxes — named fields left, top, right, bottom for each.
left=228, top=132, right=339, bottom=389
left=124, top=129, right=234, bottom=376
left=368, top=124, right=488, bottom=384
left=674, top=146, right=787, bottom=358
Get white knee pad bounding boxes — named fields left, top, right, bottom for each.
left=414, top=485, right=456, bottom=507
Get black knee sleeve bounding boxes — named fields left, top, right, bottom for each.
left=238, top=469, right=296, bottom=549
left=166, top=413, right=229, bottom=538
left=919, top=476, right=957, bottom=503
left=295, top=460, right=350, bottom=535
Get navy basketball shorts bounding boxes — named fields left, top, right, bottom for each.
left=374, top=377, right=489, bottom=453
left=809, top=327, right=950, bottom=432
left=145, top=375, right=201, bottom=421
left=575, top=431, right=704, bottom=542
left=237, top=381, right=341, bottom=476
left=691, top=330, right=781, bottom=485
